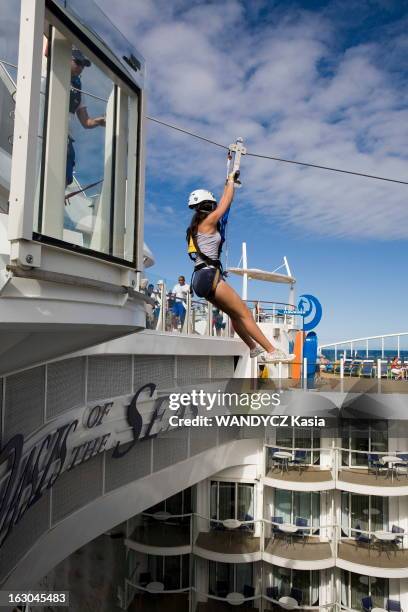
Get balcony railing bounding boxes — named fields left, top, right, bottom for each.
left=264, top=444, right=408, bottom=486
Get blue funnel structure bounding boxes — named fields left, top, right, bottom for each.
left=298, top=294, right=322, bottom=331
left=304, top=331, right=318, bottom=388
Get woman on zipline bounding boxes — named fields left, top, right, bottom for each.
left=187, top=170, right=295, bottom=362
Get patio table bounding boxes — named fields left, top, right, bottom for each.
left=278, top=595, right=299, bottom=609
left=381, top=456, right=404, bottom=482
left=279, top=523, right=298, bottom=546
left=273, top=451, right=293, bottom=474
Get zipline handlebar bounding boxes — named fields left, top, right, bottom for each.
left=227, top=137, right=246, bottom=187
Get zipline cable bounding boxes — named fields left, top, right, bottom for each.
left=146, top=115, right=408, bottom=186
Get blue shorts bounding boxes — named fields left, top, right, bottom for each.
left=172, top=301, right=186, bottom=318
left=192, top=267, right=221, bottom=299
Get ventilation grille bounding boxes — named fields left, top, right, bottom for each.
left=104, top=438, right=152, bottom=492
left=4, top=366, right=45, bottom=440
left=0, top=492, right=50, bottom=584
left=210, top=356, right=234, bottom=379
left=134, top=355, right=175, bottom=390
left=190, top=425, right=215, bottom=456
left=87, top=356, right=132, bottom=402
left=46, top=357, right=86, bottom=420
left=176, top=356, right=209, bottom=385
left=153, top=428, right=188, bottom=472
left=51, top=454, right=103, bottom=524
left=218, top=425, right=241, bottom=444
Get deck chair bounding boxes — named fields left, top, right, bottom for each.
left=362, top=596, right=373, bottom=611
left=361, top=360, right=374, bottom=377
left=367, top=453, right=382, bottom=478
left=295, top=517, right=309, bottom=545
left=391, top=524, right=404, bottom=546
left=290, top=449, right=307, bottom=474
left=266, top=586, right=279, bottom=600
left=387, top=600, right=402, bottom=612
left=290, top=588, right=303, bottom=605
left=268, top=447, right=280, bottom=472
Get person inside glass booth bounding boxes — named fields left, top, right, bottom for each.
left=66, top=49, right=106, bottom=186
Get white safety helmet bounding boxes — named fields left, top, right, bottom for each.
left=188, top=189, right=217, bottom=209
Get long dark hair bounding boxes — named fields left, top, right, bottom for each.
left=189, top=209, right=210, bottom=237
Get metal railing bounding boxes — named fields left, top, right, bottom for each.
left=264, top=444, right=408, bottom=483
left=320, top=332, right=408, bottom=360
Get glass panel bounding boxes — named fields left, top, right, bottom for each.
left=273, top=566, right=290, bottom=597
left=181, top=554, right=190, bottom=589
left=210, top=481, right=218, bottom=521
left=351, top=494, right=369, bottom=534
left=371, top=496, right=388, bottom=532
left=350, top=572, right=368, bottom=609
left=36, top=17, right=139, bottom=263
left=163, top=555, right=181, bottom=590
left=237, top=484, right=254, bottom=522
left=275, top=490, right=291, bottom=523
left=147, top=555, right=164, bottom=583
left=292, top=570, right=314, bottom=606
left=310, top=571, right=319, bottom=606
left=371, top=577, right=388, bottom=608
left=166, top=491, right=183, bottom=516
left=184, top=487, right=192, bottom=514
left=293, top=492, right=310, bottom=525
left=236, top=563, right=253, bottom=595
left=218, top=483, right=235, bottom=521
left=341, top=570, right=349, bottom=606
left=370, top=421, right=388, bottom=453
left=341, top=492, right=350, bottom=536
left=295, top=428, right=312, bottom=464
left=311, top=493, right=320, bottom=530
left=276, top=427, right=293, bottom=449
left=350, top=427, right=368, bottom=466
left=209, top=562, right=233, bottom=596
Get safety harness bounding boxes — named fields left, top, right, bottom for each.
left=187, top=138, right=246, bottom=295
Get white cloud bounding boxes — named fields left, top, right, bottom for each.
left=97, top=0, right=408, bottom=240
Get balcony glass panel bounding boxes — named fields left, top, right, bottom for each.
left=35, top=14, right=140, bottom=264
left=270, top=567, right=319, bottom=607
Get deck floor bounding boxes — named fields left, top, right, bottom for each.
left=195, top=530, right=260, bottom=554
left=265, top=535, right=332, bottom=561
left=266, top=466, right=332, bottom=483
left=339, top=539, right=408, bottom=568
left=339, top=468, right=408, bottom=487
left=128, top=592, right=189, bottom=611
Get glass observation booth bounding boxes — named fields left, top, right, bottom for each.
left=0, top=0, right=149, bottom=374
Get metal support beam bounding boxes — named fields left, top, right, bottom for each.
left=8, top=0, right=45, bottom=241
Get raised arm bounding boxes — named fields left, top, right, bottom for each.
left=199, top=172, right=238, bottom=231
left=77, top=106, right=106, bottom=129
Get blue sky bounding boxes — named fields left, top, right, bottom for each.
left=3, top=0, right=408, bottom=345
left=96, top=0, right=408, bottom=345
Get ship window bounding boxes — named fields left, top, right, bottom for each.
left=210, top=481, right=254, bottom=524
left=271, top=567, right=319, bottom=607
left=341, top=493, right=388, bottom=537
left=341, top=570, right=389, bottom=609
left=275, top=427, right=320, bottom=464
left=33, top=8, right=141, bottom=266
left=209, top=561, right=254, bottom=597
left=341, top=420, right=388, bottom=467
left=145, top=553, right=189, bottom=590
left=274, top=490, right=321, bottom=530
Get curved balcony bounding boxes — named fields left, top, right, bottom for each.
left=193, top=516, right=262, bottom=562
left=264, top=445, right=334, bottom=491
left=337, top=526, right=408, bottom=578
left=125, top=512, right=192, bottom=555
left=125, top=581, right=189, bottom=612
left=263, top=520, right=335, bottom=570
left=338, top=449, right=408, bottom=495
